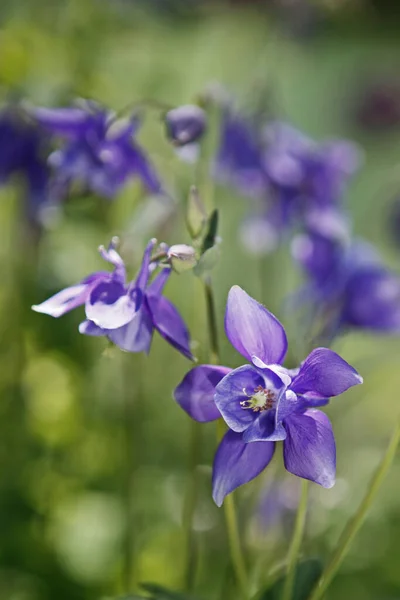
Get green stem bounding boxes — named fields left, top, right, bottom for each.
left=216, top=419, right=249, bottom=600
left=203, top=277, right=220, bottom=365
left=308, top=420, right=400, bottom=600
left=122, top=354, right=136, bottom=593
left=281, top=480, right=309, bottom=600
left=182, top=419, right=202, bottom=591
left=204, top=278, right=249, bottom=599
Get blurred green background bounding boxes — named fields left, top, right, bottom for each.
left=1, top=1, right=400, bottom=599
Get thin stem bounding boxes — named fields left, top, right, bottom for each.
left=281, top=480, right=309, bottom=600
left=182, top=419, right=202, bottom=591
left=308, top=420, right=400, bottom=600
left=216, top=419, right=249, bottom=600
left=122, top=353, right=136, bottom=593
left=203, top=277, right=220, bottom=365
left=204, top=274, right=249, bottom=600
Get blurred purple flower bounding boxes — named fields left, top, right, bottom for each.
left=263, top=122, right=360, bottom=224
left=213, top=107, right=267, bottom=198
left=174, top=286, right=362, bottom=505
left=32, top=238, right=193, bottom=359
left=0, top=107, right=50, bottom=224
left=292, top=222, right=400, bottom=339
left=30, top=100, right=161, bottom=199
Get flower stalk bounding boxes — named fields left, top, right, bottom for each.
left=281, top=480, right=309, bottom=600
left=307, top=419, right=400, bottom=600
left=204, top=277, right=249, bottom=600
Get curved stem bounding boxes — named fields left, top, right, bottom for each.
left=281, top=480, right=309, bottom=600
left=307, top=420, right=400, bottom=600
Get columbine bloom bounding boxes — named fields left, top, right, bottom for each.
left=30, top=100, right=161, bottom=199
left=32, top=238, right=193, bottom=359
left=262, top=122, right=361, bottom=227
left=174, top=286, right=362, bottom=506
left=165, top=105, right=206, bottom=146
left=0, top=107, right=50, bottom=224
left=292, top=222, right=400, bottom=338
left=213, top=108, right=267, bottom=198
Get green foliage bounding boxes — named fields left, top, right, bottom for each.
left=257, top=560, right=323, bottom=600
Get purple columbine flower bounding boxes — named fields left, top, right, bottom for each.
left=292, top=221, right=400, bottom=338
left=32, top=238, right=193, bottom=359
left=0, top=107, right=50, bottom=224
left=174, top=286, right=362, bottom=506
left=30, top=100, right=161, bottom=199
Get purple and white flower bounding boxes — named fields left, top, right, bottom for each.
left=174, top=286, right=362, bottom=505
left=33, top=238, right=193, bottom=359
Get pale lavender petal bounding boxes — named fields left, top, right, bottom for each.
left=108, top=306, right=154, bottom=353
left=212, top=430, right=275, bottom=506
left=79, top=320, right=106, bottom=336
left=85, top=281, right=140, bottom=329
left=290, top=348, right=362, bottom=399
left=98, top=239, right=126, bottom=283
left=32, top=283, right=91, bottom=317
left=214, top=365, right=265, bottom=432
left=283, top=410, right=336, bottom=488
left=173, top=365, right=231, bottom=422
left=225, top=286, right=288, bottom=364
left=146, top=294, right=193, bottom=360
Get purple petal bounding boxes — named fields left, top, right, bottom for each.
left=135, top=239, right=157, bottom=291
left=225, top=286, right=288, bottom=364
left=108, top=305, right=154, bottom=353
left=146, top=294, right=193, bottom=360
left=32, top=283, right=92, bottom=317
left=85, top=281, right=141, bottom=329
left=147, top=268, right=171, bottom=297
left=79, top=320, right=106, bottom=336
left=129, top=143, right=162, bottom=194
left=214, top=365, right=265, bottom=432
left=290, top=348, right=362, bottom=399
left=173, top=365, right=231, bottom=422
left=283, top=410, right=336, bottom=488
left=243, top=411, right=287, bottom=443
left=212, top=430, right=275, bottom=506
left=32, top=106, right=90, bottom=136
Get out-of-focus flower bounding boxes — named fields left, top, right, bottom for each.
left=32, top=238, right=193, bottom=359
left=263, top=122, right=360, bottom=223
left=165, top=105, right=206, bottom=146
left=174, top=286, right=362, bottom=505
left=292, top=222, right=400, bottom=340
left=0, top=106, right=50, bottom=223
left=29, top=100, right=161, bottom=199
left=213, top=107, right=267, bottom=198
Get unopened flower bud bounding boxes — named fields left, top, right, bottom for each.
left=168, top=244, right=197, bottom=273
left=165, top=105, right=206, bottom=146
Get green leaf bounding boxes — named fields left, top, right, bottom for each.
left=257, top=559, right=323, bottom=600
left=193, top=245, right=220, bottom=277
left=140, top=583, right=198, bottom=600
left=201, top=209, right=219, bottom=254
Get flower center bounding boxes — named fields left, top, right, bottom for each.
left=240, top=385, right=276, bottom=412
